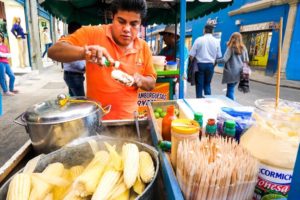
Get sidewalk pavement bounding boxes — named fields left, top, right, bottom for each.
left=0, top=63, right=67, bottom=165
left=214, top=66, right=300, bottom=90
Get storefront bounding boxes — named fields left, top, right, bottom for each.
left=240, top=22, right=277, bottom=68
left=1, top=0, right=29, bottom=69
left=190, top=0, right=300, bottom=80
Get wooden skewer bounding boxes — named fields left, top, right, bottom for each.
left=276, top=17, right=283, bottom=108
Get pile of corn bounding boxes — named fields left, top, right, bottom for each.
left=6, top=142, right=155, bottom=200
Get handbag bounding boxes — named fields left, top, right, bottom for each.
left=238, top=62, right=251, bottom=93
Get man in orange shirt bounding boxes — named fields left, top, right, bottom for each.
left=48, top=0, right=156, bottom=120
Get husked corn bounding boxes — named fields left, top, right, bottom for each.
left=7, top=173, right=31, bottom=200
left=42, top=162, right=65, bottom=177
left=71, top=151, right=109, bottom=197
left=92, top=170, right=121, bottom=200
left=69, top=165, right=84, bottom=180
left=111, top=189, right=129, bottom=200
left=122, top=143, right=139, bottom=188
left=133, top=176, right=145, bottom=195
left=29, top=175, right=52, bottom=200
left=139, top=151, right=155, bottom=183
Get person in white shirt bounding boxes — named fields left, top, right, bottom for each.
left=189, top=24, right=222, bottom=98
left=42, top=27, right=52, bottom=58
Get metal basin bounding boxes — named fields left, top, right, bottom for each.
left=0, top=136, right=159, bottom=200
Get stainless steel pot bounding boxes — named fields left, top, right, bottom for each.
left=14, top=95, right=111, bottom=153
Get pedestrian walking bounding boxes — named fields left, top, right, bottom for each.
left=0, top=32, right=18, bottom=96
left=63, top=22, right=85, bottom=97
left=42, top=27, right=52, bottom=58
left=189, top=24, right=222, bottom=98
left=217, top=32, right=249, bottom=100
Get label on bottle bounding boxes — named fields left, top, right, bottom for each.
left=253, top=163, right=292, bottom=200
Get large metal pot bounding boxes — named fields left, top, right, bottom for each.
left=0, top=136, right=159, bottom=200
left=14, top=95, right=110, bottom=153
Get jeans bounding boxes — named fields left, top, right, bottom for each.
left=63, top=71, right=85, bottom=97
left=195, top=62, right=214, bottom=98
left=42, top=43, right=52, bottom=58
left=226, top=82, right=237, bottom=100
left=0, top=62, right=15, bottom=93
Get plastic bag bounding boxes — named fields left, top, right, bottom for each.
left=217, top=107, right=254, bottom=142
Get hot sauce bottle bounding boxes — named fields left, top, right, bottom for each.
left=161, top=105, right=177, bottom=141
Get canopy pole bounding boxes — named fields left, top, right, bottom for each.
left=179, top=0, right=186, bottom=99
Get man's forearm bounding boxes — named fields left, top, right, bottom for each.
left=48, top=42, right=85, bottom=62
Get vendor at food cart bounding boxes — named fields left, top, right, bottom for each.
left=48, top=0, right=156, bottom=120
left=158, top=24, right=189, bottom=66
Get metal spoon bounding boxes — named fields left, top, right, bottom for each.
left=134, top=111, right=141, bottom=141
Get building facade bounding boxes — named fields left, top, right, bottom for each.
left=190, top=0, right=300, bottom=80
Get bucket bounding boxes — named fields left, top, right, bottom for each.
left=152, top=56, right=166, bottom=71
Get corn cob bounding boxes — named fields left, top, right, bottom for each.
left=129, top=192, right=138, bottom=200
left=91, top=170, right=121, bottom=200
left=72, top=151, right=110, bottom=197
left=29, top=174, right=52, bottom=200
left=122, top=143, right=139, bottom=188
left=84, top=150, right=109, bottom=171
left=52, top=169, right=72, bottom=200
left=107, top=181, right=127, bottom=199
left=6, top=173, right=31, bottom=200
left=139, top=151, right=155, bottom=183
left=44, top=193, right=53, bottom=200
left=105, top=142, right=123, bottom=171
left=42, top=162, right=65, bottom=176
left=111, top=189, right=130, bottom=200
left=69, top=165, right=84, bottom=180
left=133, top=176, right=145, bottom=195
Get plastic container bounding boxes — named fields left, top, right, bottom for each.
left=152, top=56, right=166, bottom=71
left=240, top=98, right=300, bottom=200
left=166, top=61, right=177, bottom=71
left=171, top=119, right=199, bottom=168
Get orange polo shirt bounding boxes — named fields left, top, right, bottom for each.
left=60, top=25, right=156, bottom=120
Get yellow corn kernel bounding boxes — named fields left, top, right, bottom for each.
left=111, top=189, right=129, bottom=200
left=69, top=165, right=84, bottom=180
left=133, top=176, right=145, bottom=195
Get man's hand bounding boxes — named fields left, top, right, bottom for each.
left=133, top=73, right=156, bottom=91
left=84, top=45, right=115, bottom=66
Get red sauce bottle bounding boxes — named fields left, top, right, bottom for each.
left=161, top=105, right=177, bottom=141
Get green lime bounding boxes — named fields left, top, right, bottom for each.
left=154, top=112, right=160, bottom=119
left=160, top=111, right=167, bottom=118
left=261, top=194, right=286, bottom=200
left=155, top=107, right=163, bottom=114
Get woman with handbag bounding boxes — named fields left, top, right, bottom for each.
left=217, top=32, right=249, bottom=100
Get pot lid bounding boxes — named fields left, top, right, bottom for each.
left=23, top=95, right=100, bottom=124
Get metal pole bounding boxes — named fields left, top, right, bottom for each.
left=179, top=0, right=186, bottom=99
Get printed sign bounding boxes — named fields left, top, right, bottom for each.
left=137, top=82, right=170, bottom=118
left=240, top=22, right=278, bottom=32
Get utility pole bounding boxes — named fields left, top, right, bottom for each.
left=25, top=0, right=42, bottom=71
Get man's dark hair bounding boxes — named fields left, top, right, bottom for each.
left=110, top=0, right=147, bottom=19
left=204, top=24, right=214, bottom=34
left=68, top=21, right=81, bottom=34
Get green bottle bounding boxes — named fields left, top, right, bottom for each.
left=205, top=118, right=217, bottom=137
left=224, top=120, right=236, bottom=140
left=194, top=112, right=203, bottom=139
left=158, top=140, right=172, bottom=152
